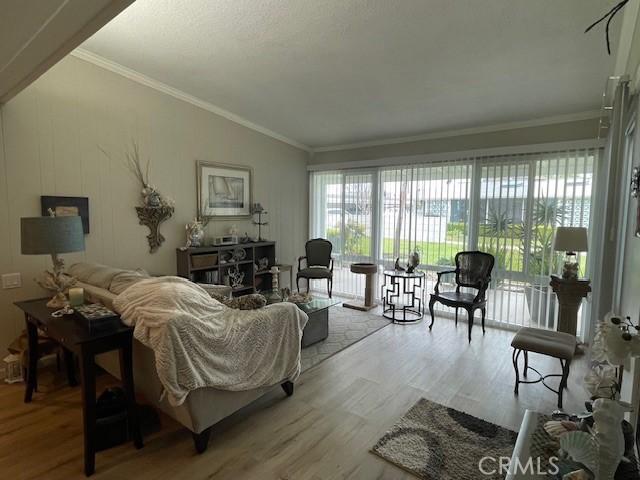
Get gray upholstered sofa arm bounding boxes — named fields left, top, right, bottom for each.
left=197, top=283, right=233, bottom=298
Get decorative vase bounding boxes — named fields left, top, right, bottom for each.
left=143, top=187, right=162, bottom=207
left=407, top=249, right=420, bottom=273
left=186, top=219, right=205, bottom=247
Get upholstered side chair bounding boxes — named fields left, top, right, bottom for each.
left=297, top=238, right=334, bottom=298
left=428, top=250, right=495, bottom=342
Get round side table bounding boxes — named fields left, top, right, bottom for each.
left=343, top=263, right=378, bottom=311
left=381, top=270, right=425, bottom=323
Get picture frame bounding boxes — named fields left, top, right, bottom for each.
left=197, top=161, right=252, bottom=218
left=41, top=196, right=90, bottom=234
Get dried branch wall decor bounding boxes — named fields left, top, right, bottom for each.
left=101, top=141, right=175, bottom=253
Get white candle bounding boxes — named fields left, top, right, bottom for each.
left=68, top=287, right=84, bottom=307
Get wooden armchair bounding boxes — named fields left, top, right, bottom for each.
left=428, top=251, right=495, bottom=342
left=297, top=238, right=334, bottom=297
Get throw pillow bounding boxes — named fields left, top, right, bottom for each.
left=211, top=293, right=267, bottom=310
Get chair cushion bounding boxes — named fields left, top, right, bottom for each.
left=433, top=291, right=478, bottom=305
left=511, top=327, right=576, bottom=360
left=298, top=267, right=332, bottom=279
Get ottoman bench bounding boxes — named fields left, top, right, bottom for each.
left=511, top=327, right=577, bottom=409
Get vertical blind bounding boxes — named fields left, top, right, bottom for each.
left=310, top=148, right=599, bottom=333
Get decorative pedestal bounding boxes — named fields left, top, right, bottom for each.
left=343, top=263, right=378, bottom=311
left=549, top=274, right=591, bottom=337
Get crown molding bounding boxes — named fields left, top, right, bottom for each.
left=308, top=138, right=606, bottom=172
left=312, top=110, right=602, bottom=153
left=70, top=48, right=311, bottom=152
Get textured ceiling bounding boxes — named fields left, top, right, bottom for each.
left=81, top=0, right=618, bottom=148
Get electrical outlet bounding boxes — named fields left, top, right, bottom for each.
left=1, top=273, right=22, bottom=289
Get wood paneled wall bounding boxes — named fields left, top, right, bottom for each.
left=0, top=55, right=309, bottom=351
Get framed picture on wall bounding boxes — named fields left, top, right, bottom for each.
left=197, top=161, right=252, bottom=218
left=41, top=196, right=90, bottom=234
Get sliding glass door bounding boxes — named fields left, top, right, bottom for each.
left=310, top=171, right=375, bottom=297
left=309, top=147, right=598, bottom=332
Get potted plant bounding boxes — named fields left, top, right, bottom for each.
left=518, top=200, right=565, bottom=328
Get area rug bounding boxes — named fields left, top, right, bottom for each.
left=371, top=398, right=517, bottom=480
left=300, top=305, right=390, bottom=371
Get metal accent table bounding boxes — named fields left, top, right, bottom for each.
left=381, top=270, right=425, bottom=323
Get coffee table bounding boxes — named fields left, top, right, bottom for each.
left=296, top=298, right=341, bottom=347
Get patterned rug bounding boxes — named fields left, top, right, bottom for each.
left=300, top=304, right=390, bottom=371
left=372, top=398, right=517, bottom=480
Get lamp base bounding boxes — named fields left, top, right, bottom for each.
left=562, top=261, right=579, bottom=281
left=46, top=292, right=68, bottom=309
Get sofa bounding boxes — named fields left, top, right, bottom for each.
left=67, top=262, right=296, bottom=453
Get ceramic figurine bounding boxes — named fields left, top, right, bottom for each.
left=185, top=218, right=205, bottom=247
left=394, top=258, right=406, bottom=272
left=406, top=249, right=420, bottom=273
left=560, top=398, right=630, bottom=480
left=143, top=186, right=162, bottom=207
left=258, top=257, right=269, bottom=271
left=591, top=398, right=629, bottom=480
left=231, top=246, right=246, bottom=262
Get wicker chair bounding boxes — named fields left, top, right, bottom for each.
left=428, top=251, right=495, bottom=342
left=297, top=238, right=334, bottom=297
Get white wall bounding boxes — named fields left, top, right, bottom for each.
left=0, top=55, right=309, bottom=350
left=310, top=118, right=600, bottom=166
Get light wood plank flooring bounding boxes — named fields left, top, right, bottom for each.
left=0, top=316, right=589, bottom=479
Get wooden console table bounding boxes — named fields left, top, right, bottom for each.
left=549, top=275, right=591, bottom=336
left=15, top=298, right=143, bottom=476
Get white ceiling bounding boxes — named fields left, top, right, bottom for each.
left=80, top=0, right=619, bottom=149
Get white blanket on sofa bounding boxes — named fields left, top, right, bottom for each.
left=113, top=276, right=308, bottom=406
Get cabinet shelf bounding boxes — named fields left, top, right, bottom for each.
left=177, top=242, right=275, bottom=297
left=219, top=260, right=254, bottom=268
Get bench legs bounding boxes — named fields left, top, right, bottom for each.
left=512, top=348, right=571, bottom=409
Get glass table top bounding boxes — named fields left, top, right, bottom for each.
left=383, top=269, right=425, bottom=278
left=295, top=297, right=341, bottom=314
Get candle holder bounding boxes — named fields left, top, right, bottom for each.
left=251, top=203, right=268, bottom=241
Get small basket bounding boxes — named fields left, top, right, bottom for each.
left=191, top=254, right=218, bottom=269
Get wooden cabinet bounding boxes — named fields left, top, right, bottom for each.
left=177, top=242, right=276, bottom=296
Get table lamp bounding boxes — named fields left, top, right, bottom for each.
left=553, top=226, right=588, bottom=281
left=21, top=215, right=85, bottom=307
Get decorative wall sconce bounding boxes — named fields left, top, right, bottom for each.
left=136, top=205, right=174, bottom=253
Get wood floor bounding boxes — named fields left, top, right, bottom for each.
left=0, top=316, right=589, bottom=480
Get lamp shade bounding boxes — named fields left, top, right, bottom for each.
left=553, top=226, right=588, bottom=253
left=21, top=216, right=85, bottom=255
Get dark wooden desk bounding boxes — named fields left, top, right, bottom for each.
left=15, top=298, right=143, bottom=476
